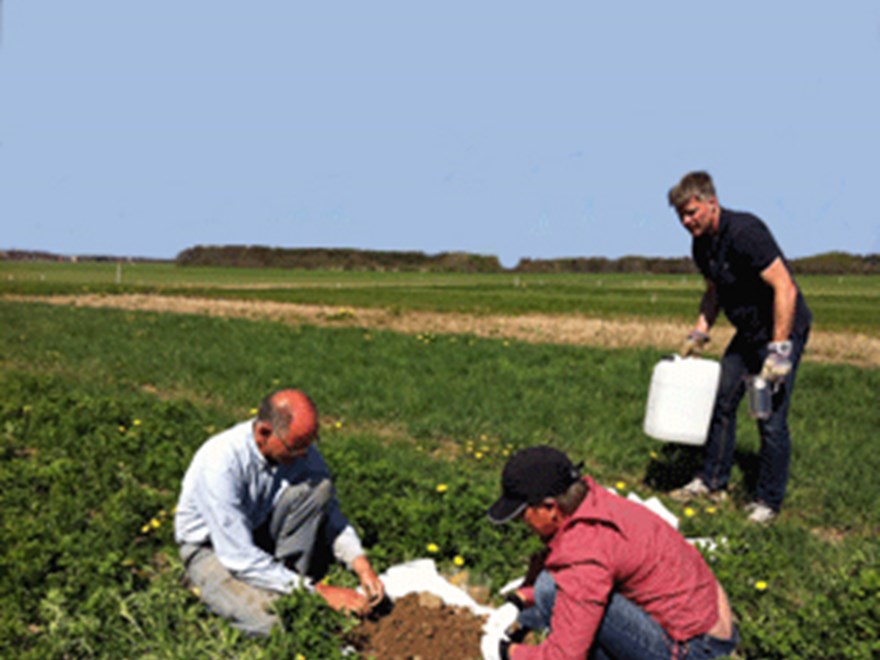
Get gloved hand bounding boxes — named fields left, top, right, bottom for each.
left=760, top=341, right=793, bottom=384
left=480, top=630, right=513, bottom=660
left=680, top=330, right=710, bottom=357
left=504, top=591, right=526, bottom=611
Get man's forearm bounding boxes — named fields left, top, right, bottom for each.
left=772, top=282, right=797, bottom=342
left=761, top=257, right=797, bottom=342
left=697, top=285, right=719, bottom=332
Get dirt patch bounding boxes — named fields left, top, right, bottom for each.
left=347, top=592, right=486, bottom=660
left=6, top=293, right=879, bottom=368
left=810, top=527, right=849, bottom=545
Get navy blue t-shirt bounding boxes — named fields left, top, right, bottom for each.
left=692, top=208, right=811, bottom=345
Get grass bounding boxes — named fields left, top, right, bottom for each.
left=2, top=299, right=876, bottom=530
left=2, top=260, right=878, bottom=334
left=1, top=290, right=878, bottom=657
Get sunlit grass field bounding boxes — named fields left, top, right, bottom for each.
left=1, top=262, right=878, bottom=657
left=2, top=260, right=878, bottom=334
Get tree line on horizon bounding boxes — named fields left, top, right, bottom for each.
left=3, top=246, right=879, bottom=275
left=174, top=245, right=880, bottom=275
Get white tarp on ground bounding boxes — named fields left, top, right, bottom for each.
left=379, top=558, right=495, bottom=616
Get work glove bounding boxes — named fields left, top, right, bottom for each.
left=680, top=330, right=710, bottom=357
left=500, top=595, right=530, bottom=643
left=481, top=601, right=520, bottom=660
left=760, top=341, right=793, bottom=384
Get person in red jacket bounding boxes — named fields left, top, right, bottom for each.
left=488, top=446, right=738, bottom=660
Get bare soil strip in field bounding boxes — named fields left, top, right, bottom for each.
left=8, top=294, right=879, bottom=368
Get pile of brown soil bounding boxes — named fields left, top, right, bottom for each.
left=347, top=592, right=487, bottom=660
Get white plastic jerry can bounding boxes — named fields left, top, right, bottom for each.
left=643, top=355, right=721, bottom=445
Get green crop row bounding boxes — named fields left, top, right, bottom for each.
left=2, top=261, right=878, bottom=334
left=1, top=300, right=878, bottom=657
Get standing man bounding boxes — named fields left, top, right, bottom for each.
left=669, top=171, right=811, bottom=523
left=174, top=388, right=384, bottom=636
left=487, top=446, right=738, bottom=659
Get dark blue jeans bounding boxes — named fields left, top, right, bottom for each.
left=699, top=329, right=809, bottom=510
left=519, top=571, right=739, bottom=659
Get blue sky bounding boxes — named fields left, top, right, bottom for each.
left=2, top=2, right=878, bottom=267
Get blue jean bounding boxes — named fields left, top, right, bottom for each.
left=179, top=479, right=333, bottom=636
left=519, top=571, right=738, bottom=659
left=699, top=329, right=809, bottom=510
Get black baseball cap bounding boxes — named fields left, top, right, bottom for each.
left=487, top=446, right=582, bottom=524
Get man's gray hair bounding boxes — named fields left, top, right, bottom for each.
left=668, top=171, right=716, bottom=210
left=257, top=390, right=294, bottom=438
left=554, top=478, right=588, bottom=516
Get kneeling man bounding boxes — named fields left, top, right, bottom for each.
left=488, top=446, right=737, bottom=659
left=175, top=388, right=383, bottom=636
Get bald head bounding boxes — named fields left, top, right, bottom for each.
left=254, top=389, right=319, bottom=464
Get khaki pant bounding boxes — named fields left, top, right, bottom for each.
left=180, top=478, right=333, bottom=636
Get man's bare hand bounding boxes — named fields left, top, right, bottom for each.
left=314, top=583, right=369, bottom=615
left=352, top=555, right=385, bottom=607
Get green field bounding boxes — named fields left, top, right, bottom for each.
left=1, top=265, right=878, bottom=658
left=2, top=260, right=878, bottom=334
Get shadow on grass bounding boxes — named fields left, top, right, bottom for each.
left=642, top=444, right=704, bottom=491
left=642, top=443, right=762, bottom=500
left=732, top=449, right=761, bottom=499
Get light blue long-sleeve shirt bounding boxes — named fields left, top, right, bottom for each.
left=174, top=420, right=364, bottom=594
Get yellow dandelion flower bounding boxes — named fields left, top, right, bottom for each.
left=615, top=481, right=626, bottom=491
left=435, top=484, right=448, bottom=493
left=650, top=451, right=659, bottom=460
left=480, top=434, right=488, bottom=441
left=140, top=524, right=151, bottom=534
left=426, top=543, right=439, bottom=554
left=295, top=654, right=306, bottom=660
left=118, top=425, right=126, bottom=434
left=474, top=452, right=484, bottom=460
left=755, top=580, right=768, bottom=591
left=132, top=419, right=142, bottom=427
left=192, top=586, right=201, bottom=597
left=249, top=407, right=258, bottom=416
left=453, top=556, right=465, bottom=567
left=150, top=518, right=161, bottom=529
left=684, top=507, right=696, bottom=518
left=502, top=449, right=510, bottom=456
left=705, top=506, right=718, bottom=515
left=335, top=420, right=343, bottom=429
